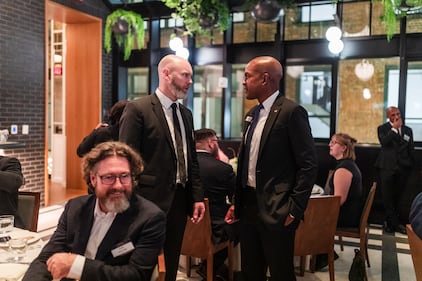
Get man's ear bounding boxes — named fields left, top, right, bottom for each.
left=90, top=172, right=96, bottom=186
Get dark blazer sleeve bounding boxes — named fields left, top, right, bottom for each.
left=0, top=157, right=24, bottom=193
left=76, top=126, right=113, bottom=157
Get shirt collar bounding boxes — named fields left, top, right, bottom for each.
left=261, top=90, right=279, bottom=112
left=156, top=89, right=175, bottom=110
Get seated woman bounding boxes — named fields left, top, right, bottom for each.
left=316, top=133, right=364, bottom=270
left=327, top=133, right=364, bottom=228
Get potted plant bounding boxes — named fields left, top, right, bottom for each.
left=162, top=0, right=230, bottom=39
left=104, top=9, right=145, bottom=60
left=380, top=0, right=422, bottom=40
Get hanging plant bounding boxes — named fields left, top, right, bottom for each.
left=162, top=0, right=230, bottom=39
left=380, top=0, right=422, bottom=40
left=104, top=9, right=145, bottom=60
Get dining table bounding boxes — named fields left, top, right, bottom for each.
left=0, top=227, right=46, bottom=281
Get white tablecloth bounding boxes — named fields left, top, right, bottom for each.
left=0, top=228, right=45, bottom=280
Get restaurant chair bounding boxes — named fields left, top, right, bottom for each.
left=17, top=191, right=41, bottom=232
left=406, top=224, right=422, bottom=281
left=336, top=182, right=377, bottom=268
left=150, top=252, right=165, bottom=281
left=294, top=195, right=341, bottom=281
left=180, top=198, right=234, bottom=281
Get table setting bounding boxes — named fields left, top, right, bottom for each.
left=0, top=216, right=45, bottom=281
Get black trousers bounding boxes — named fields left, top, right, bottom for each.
left=163, top=184, right=187, bottom=281
left=379, top=167, right=410, bottom=228
left=239, top=188, right=298, bottom=281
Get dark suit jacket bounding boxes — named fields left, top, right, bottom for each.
left=410, top=192, right=422, bottom=240
left=197, top=151, right=236, bottom=243
left=375, top=122, right=414, bottom=169
left=119, top=93, right=203, bottom=214
left=0, top=156, right=24, bottom=228
left=235, top=95, right=318, bottom=225
left=23, top=194, right=166, bottom=281
left=76, top=124, right=119, bottom=157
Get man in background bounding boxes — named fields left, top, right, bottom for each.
left=23, top=141, right=166, bottom=281
left=195, top=128, right=237, bottom=281
left=0, top=155, right=25, bottom=228
left=375, top=106, right=414, bottom=234
left=225, top=56, right=318, bottom=281
left=119, top=54, right=205, bottom=281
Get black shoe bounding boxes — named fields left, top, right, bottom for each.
left=395, top=224, right=407, bottom=235
left=314, top=254, right=328, bottom=271
left=383, top=221, right=394, bottom=233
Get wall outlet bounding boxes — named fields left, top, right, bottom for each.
left=22, top=125, right=29, bottom=134
left=11, top=125, right=18, bottom=134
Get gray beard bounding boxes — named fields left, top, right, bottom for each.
left=101, top=196, right=130, bottom=213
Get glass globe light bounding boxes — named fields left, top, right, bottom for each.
left=176, top=47, right=190, bottom=59
left=169, top=36, right=183, bottom=51
left=326, top=26, right=342, bottom=41
left=328, top=39, right=344, bottom=54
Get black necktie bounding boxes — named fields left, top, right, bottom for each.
left=171, top=103, right=187, bottom=184
left=241, top=104, right=263, bottom=187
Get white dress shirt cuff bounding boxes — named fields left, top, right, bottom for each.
left=391, top=128, right=399, bottom=134
left=67, top=254, right=85, bottom=280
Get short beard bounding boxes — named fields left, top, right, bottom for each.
left=100, top=191, right=131, bottom=213
left=170, top=81, right=188, bottom=100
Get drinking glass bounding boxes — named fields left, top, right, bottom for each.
left=7, top=238, right=27, bottom=262
left=0, top=215, right=14, bottom=234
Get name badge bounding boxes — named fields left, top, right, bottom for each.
left=111, top=241, right=135, bottom=257
left=404, top=134, right=410, bottom=142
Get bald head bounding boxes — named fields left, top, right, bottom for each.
left=157, top=54, right=193, bottom=101
left=243, top=56, right=283, bottom=102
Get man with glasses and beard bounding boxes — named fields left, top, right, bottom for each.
left=23, top=141, right=166, bottom=281
left=119, top=54, right=205, bottom=281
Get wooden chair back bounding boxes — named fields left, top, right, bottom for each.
left=150, top=252, right=165, bottom=281
left=17, top=191, right=41, bottom=232
left=294, top=195, right=341, bottom=281
left=336, top=182, right=377, bottom=268
left=407, top=224, right=422, bottom=281
left=180, top=198, right=233, bottom=281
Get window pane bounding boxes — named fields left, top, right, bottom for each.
left=406, top=13, right=422, bottom=34
left=192, top=65, right=223, bottom=136
left=337, top=58, right=400, bottom=144
left=257, top=21, right=277, bottom=42
left=231, top=64, right=247, bottom=138
left=233, top=12, right=256, bottom=43
left=128, top=67, right=149, bottom=100
left=284, top=7, right=308, bottom=40
left=371, top=1, right=397, bottom=36
left=285, top=65, right=331, bottom=139
left=405, top=62, right=422, bottom=141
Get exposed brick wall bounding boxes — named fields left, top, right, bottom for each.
left=0, top=0, right=112, bottom=206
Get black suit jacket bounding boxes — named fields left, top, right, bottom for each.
left=76, top=124, right=119, bottom=157
left=375, top=122, right=414, bottom=169
left=119, top=93, right=203, bottom=214
left=23, top=194, right=166, bottom=281
left=197, top=151, right=235, bottom=243
left=235, top=95, right=318, bottom=225
left=0, top=156, right=24, bottom=227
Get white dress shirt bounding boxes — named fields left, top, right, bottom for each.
left=246, top=91, right=279, bottom=188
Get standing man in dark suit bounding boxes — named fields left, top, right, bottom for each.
left=375, top=106, right=414, bottom=234
left=195, top=128, right=237, bottom=280
left=225, top=56, right=318, bottom=281
left=0, top=155, right=25, bottom=228
left=119, top=54, right=205, bottom=281
left=23, top=141, right=166, bottom=281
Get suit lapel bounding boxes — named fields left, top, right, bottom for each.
left=150, top=94, right=178, bottom=157
left=259, top=95, right=284, bottom=155
left=73, top=198, right=95, bottom=255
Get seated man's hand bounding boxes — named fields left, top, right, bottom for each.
left=46, top=252, right=76, bottom=280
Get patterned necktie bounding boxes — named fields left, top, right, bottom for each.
left=241, top=104, right=263, bottom=187
left=171, top=103, right=187, bottom=184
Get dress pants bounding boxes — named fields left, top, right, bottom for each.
left=164, top=184, right=187, bottom=281
left=379, top=167, right=410, bottom=228
left=239, top=188, right=298, bottom=281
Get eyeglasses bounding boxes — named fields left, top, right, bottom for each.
left=329, top=140, right=343, bottom=146
left=97, top=173, right=132, bottom=185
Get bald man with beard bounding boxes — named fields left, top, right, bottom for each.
left=224, top=56, right=318, bottom=281
left=119, top=54, right=205, bottom=281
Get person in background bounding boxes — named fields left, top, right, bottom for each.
left=77, top=100, right=128, bottom=157
left=23, top=141, right=166, bottom=281
left=316, top=133, right=364, bottom=270
left=0, top=155, right=25, bottom=228
left=409, top=192, right=422, bottom=240
left=375, top=106, right=414, bottom=234
left=224, top=56, right=318, bottom=281
left=194, top=128, right=237, bottom=281
left=119, top=54, right=205, bottom=281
